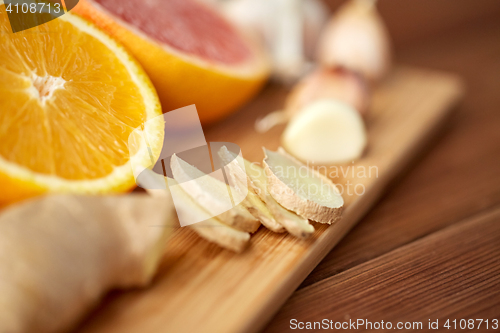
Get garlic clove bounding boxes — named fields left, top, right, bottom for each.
left=317, top=0, right=391, bottom=82
left=285, top=67, right=370, bottom=118
left=256, top=67, right=369, bottom=133
left=282, top=99, right=367, bottom=164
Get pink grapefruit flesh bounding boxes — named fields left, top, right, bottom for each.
left=93, top=0, right=252, bottom=64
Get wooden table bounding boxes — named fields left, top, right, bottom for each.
left=261, top=13, right=500, bottom=333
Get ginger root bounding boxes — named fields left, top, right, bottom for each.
left=0, top=194, right=174, bottom=333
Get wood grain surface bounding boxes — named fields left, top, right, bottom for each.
left=76, top=66, right=463, bottom=333
left=264, top=207, right=500, bottom=331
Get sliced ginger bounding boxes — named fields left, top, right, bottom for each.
left=218, top=146, right=315, bottom=238
left=263, top=148, right=344, bottom=224
left=168, top=179, right=251, bottom=253
left=215, top=148, right=284, bottom=233
left=171, top=154, right=260, bottom=233
left=138, top=168, right=251, bottom=252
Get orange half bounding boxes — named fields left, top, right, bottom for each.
left=0, top=3, right=164, bottom=206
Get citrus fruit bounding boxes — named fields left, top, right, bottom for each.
left=0, top=4, right=164, bottom=206
left=73, top=0, right=270, bottom=125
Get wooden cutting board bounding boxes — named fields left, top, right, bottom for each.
left=77, top=66, right=463, bottom=333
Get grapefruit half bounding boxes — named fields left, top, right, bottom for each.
left=73, top=0, right=271, bottom=125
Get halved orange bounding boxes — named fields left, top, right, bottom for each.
left=73, top=0, right=271, bottom=125
left=0, top=3, right=164, bottom=206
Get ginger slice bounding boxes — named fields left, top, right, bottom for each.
left=263, top=148, right=344, bottom=224
left=219, top=146, right=314, bottom=238
left=171, top=154, right=260, bottom=233
left=215, top=148, right=284, bottom=233
left=0, top=194, right=174, bottom=333
left=169, top=181, right=251, bottom=253
left=282, top=99, right=367, bottom=164
left=140, top=169, right=251, bottom=252
left=241, top=190, right=285, bottom=233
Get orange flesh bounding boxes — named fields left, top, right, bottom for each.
left=0, top=7, right=148, bottom=180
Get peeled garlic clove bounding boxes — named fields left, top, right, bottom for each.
left=282, top=99, right=367, bottom=164
left=256, top=67, right=369, bottom=133
left=285, top=68, right=370, bottom=118
left=317, top=0, right=391, bottom=82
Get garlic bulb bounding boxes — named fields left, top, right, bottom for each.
left=317, top=0, right=391, bottom=82
left=221, top=0, right=329, bottom=82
